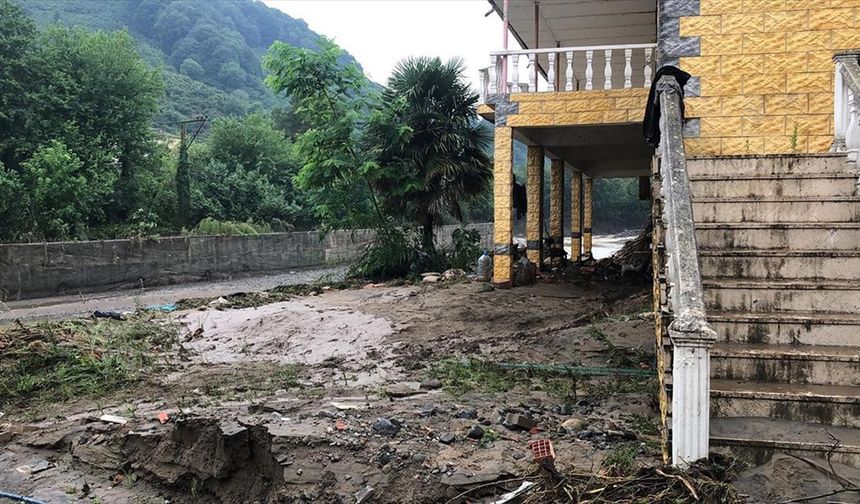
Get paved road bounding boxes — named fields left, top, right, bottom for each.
left=0, top=265, right=347, bottom=324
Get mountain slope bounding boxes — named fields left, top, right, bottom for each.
left=16, top=0, right=365, bottom=131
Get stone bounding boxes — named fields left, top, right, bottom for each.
left=420, top=272, right=441, bottom=278
left=455, top=409, right=478, bottom=419
left=355, top=485, right=374, bottom=503
left=385, top=382, right=423, bottom=398
left=442, top=269, right=466, bottom=279
left=412, top=453, right=427, bottom=463
left=372, top=418, right=400, bottom=436
left=562, top=418, right=585, bottom=432
left=467, top=425, right=484, bottom=440
left=420, top=378, right=442, bottom=390
left=422, top=275, right=440, bottom=284
left=504, top=413, right=536, bottom=431
left=437, top=432, right=456, bottom=444
left=478, top=283, right=495, bottom=293
left=417, top=405, right=436, bottom=418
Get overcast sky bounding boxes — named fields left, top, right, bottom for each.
left=262, top=0, right=511, bottom=89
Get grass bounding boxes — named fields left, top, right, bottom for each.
left=176, top=280, right=359, bottom=310
left=429, top=358, right=526, bottom=395
left=602, top=442, right=642, bottom=476
left=0, top=316, right=179, bottom=407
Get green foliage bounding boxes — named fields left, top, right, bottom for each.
left=593, top=178, right=650, bottom=233
left=188, top=218, right=272, bottom=236
left=602, top=442, right=642, bottom=476
left=349, top=227, right=439, bottom=282
left=176, top=133, right=191, bottom=226
left=179, top=57, right=204, bottom=80
left=448, top=228, right=482, bottom=271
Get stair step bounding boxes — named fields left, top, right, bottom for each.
left=695, top=222, right=860, bottom=251
left=711, top=380, right=860, bottom=428
left=699, top=249, right=860, bottom=280
left=687, top=153, right=851, bottom=177
left=711, top=417, right=860, bottom=469
left=703, top=279, right=860, bottom=313
left=690, top=173, right=858, bottom=199
left=692, top=197, right=860, bottom=223
left=709, top=311, right=860, bottom=346
left=711, top=343, right=860, bottom=385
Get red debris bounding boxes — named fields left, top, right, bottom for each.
left=335, top=419, right=348, bottom=431
left=157, top=412, right=169, bottom=424
left=528, top=438, right=556, bottom=463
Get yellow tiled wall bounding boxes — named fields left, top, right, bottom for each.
left=505, top=88, right=650, bottom=127
left=680, top=0, right=858, bottom=156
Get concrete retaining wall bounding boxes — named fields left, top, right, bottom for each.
left=0, top=223, right=493, bottom=300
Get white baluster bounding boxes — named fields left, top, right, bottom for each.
left=624, top=49, right=633, bottom=88
left=510, top=54, right=519, bottom=94
left=847, top=88, right=860, bottom=151
left=488, top=55, right=497, bottom=94
left=547, top=52, right=556, bottom=92
left=644, top=48, right=653, bottom=88
left=585, top=50, right=594, bottom=91
left=528, top=53, right=536, bottom=92
left=565, top=51, right=574, bottom=91
left=604, top=49, right=613, bottom=90
left=834, top=61, right=846, bottom=151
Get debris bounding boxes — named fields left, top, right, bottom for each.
left=0, top=431, right=12, bottom=443
left=420, top=272, right=441, bottom=278
left=422, top=275, right=440, bottom=284
left=330, top=400, right=367, bottom=411
left=438, top=432, right=456, bottom=444
left=384, top=382, right=423, bottom=398
left=478, top=283, right=495, bottom=293
left=157, top=412, right=169, bottom=424
left=420, top=378, right=442, bottom=390
left=98, top=414, right=129, bottom=425
left=455, top=409, right=477, bottom=419
left=561, top=418, right=585, bottom=432
left=92, top=310, right=125, bottom=320
left=15, top=460, right=54, bottom=474
left=467, top=425, right=484, bottom=440
left=528, top=439, right=556, bottom=463
left=490, top=481, right=536, bottom=504
left=208, top=296, right=230, bottom=306
left=335, top=419, right=348, bottom=431
left=372, top=417, right=400, bottom=436
left=355, top=485, right=374, bottom=503
left=417, top=405, right=437, bottom=418
left=504, top=414, right=536, bottom=431
left=443, top=268, right=466, bottom=280
left=475, top=251, right=493, bottom=282
left=144, top=303, right=177, bottom=312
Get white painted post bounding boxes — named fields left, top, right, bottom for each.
left=604, top=49, right=613, bottom=90
left=565, top=51, right=574, bottom=91
left=547, top=52, right=556, bottom=92
left=510, top=54, right=519, bottom=94
left=479, top=68, right=489, bottom=102
left=585, top=50, right=594, bottom=90
left=671, top=337, right=713, bottom=468
left=488, top=55, right=497, bottom=94
left=846, top=87, right=860, bottom=151
left=834, top=60, right=848, bottom=151
left=528, top=53, right=537, bottom=92
left=644, top=48, right=653, bottom=88
left=624, top=48, right=633, bottom=88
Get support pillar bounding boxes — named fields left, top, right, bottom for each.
left=525, top=146, right=544, bottom=266
left=549, top=159, right=564, bottom=254
left=671, top=334, right=713, bottom=467
left=570, top=170, right=582, bottom=262
left=492, top=127, right=514, bottom=287
left=583, top=175, right=593, bottom=259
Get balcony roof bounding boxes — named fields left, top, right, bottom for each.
left=487, top=0, right=657, bottom=50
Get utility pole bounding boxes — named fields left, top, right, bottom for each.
left=175, top=115, right=207, bottom=228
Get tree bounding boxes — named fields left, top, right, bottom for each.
left=263, top=37, right=384, bottom=231
left=367, top=57, right=492, bottom=250
left=0, top=0, right=36, bottom=170
left=179, top=57, right=204, bottom=79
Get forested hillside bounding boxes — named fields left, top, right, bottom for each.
left=16, top=0, right=363, bottom=131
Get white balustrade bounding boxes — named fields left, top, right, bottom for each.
left=483, top=44, right=657, bottom=100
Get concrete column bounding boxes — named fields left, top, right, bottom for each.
left=549, top=159, right=564, bottom=254
left=493, top=127, right=514, bottom=288
left=671, top=336, right=712, bottom=467
left=525, top=146, right=544, bottom=266
left=570, top=170, right=582, bottom=262
left=583, top=175, right=593, bottom=259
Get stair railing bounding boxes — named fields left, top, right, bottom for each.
left=654, top=74, right=717, bottom=468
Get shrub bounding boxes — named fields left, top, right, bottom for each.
left=446, top=227, right=481, bottom=271
left=187, top=217, right=272, bottom=236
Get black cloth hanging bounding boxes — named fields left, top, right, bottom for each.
left=513, top=182, right=527, bottom=219
left=643, top=66, right=691, bottom=147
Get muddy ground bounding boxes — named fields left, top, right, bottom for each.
left=0, top=276, right=849, bottom=503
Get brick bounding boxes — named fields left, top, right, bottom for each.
left=764, top=94, right=808, bottom=115
left=807, top=93, right=832, bottom=114
left=808, top=8, right=854, bottom=30
left=504, top=413, right=536, bottom=430
left=743, top=33, right=787, bottom=53
left=686, top=96, right=722, bottom=117
left=831, top=0, right=860, bottom=7
left=701, top=0, right=744, bottom=15
left=808, top=135, right=835, bottom=152
left=786, top=31, right=832, bottom=52
left=680, top=56, right=722, bottom=75
left=721, top=54, right=764, bottom=75
left=742, top=0, right=785, bottom=12
left=614, top=97, right=642, bottom=109
left=807, top=51, right=835, bottom=72
left=516, top=102, right=543, bottom=114
left=627, top=108, right=645, bottom=122
left=763, top=10, right=808, bottom=32
left=722, top=13, right=764, bottom=33
left=832, top=28, right=860, bottom=49
left=700, top=34, right=744, bottom=55
left=743, top=116, right=786, bottom=135
left=685, top=138, right=723, bottom=156
left=786, top=72, right=832, bottom=93
left=701, top=116, right=745, bottom=136
left=601, top=109, right=629, bottom=123
left=785, top=114, right=831, bottom=136
left=566, top=98, right=613, bottom=111
left=763, top=52, right=808, bottom=74
left=722, top=136, right=765, bottom=154
left=543, top=101, right=567, bottom=113
left=700, top=74, right=744, bottom=95
left=680, top=15, right=722, bottom=36
left=722, top=95, right=765, bottom=115
left=743, top=73, right=787, bottom=94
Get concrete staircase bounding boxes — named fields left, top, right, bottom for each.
left=687, top=154, right=860, bottom=467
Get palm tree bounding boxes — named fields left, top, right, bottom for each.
left=368, top=56, right=493, bottom=251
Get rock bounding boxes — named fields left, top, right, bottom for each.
left=504, top=413, right=536, bottom=431
left=385, top=382, right=423, bottom=398
left=98, top=414, right=129, bottom=425
left=443, top=268, right=466, bottom=279
left=478, top=283, right=495, bottom=293
left=421, top=272, right=442, bottom=278
left=417, top=405, right=436, bottom=418
left=467, top=425, right=484, bottom=440
left=512, top=451, right=526, bottom=460
left=15, top=459, right=54, bottom=474
left=455, top=409, right=477, bottom=419
left=553, top=404, right=574, bottom=415
left=437, top=432, right=456, bottom=444
left=562, top=418, right=585, bottom=432
left=422, top=275, right=440, bottom=284
left=420, top=378, right=442, bottom=390
left=372, top=418, right=400, bottom=436
left=412, top=453, right=427, bottom=463
left=355, top=485, right=374, bottom=503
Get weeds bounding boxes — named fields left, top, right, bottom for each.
left=602, top=442, right=642, bottom=475
left=0, top=316, right=178, bottom=407
left=186, top=217, right=272, bottom=236
left=430, top=358, right=523, bottom=395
